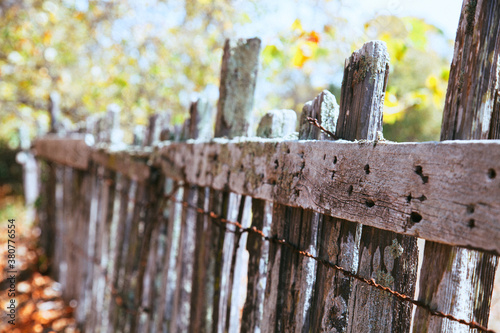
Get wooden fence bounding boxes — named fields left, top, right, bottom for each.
left=31, top=1, right=499, bottom=332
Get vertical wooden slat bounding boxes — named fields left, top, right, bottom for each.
left=414, top=1, right=500, bottom=331
left=244, top=109, right=297, bottom=333
left=136, top=113, right=169, bottom=333
left=83, top=162, right=100, bottom=332
left=336, top=41, right=418, bottom=333
left=170, top=99, right=213, bottom=332
left=266, top=91, right=337, bottom=332
left=40, top=92, right=62, bottom=278
left=153, top=128, right=185, bottom=332
left=302, top=90, right=362, bottom=333
left=74, top=168, right=92, bottom=326
left=107, top=175, right=130, bottom=331
left=215, top=38, right=261, bottom=139
left=189, top=37, right=260, bottom=333
left=220, top=38, right=260, bottom=333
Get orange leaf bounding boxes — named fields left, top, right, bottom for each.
left=305, top=31, right=320, bottom=43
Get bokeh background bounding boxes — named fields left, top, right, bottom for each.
left=1, top=0, right=499, bottom=331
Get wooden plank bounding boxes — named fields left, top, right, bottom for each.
left=107, top=175, right=131, bottom=330
left=337, top=41, right=418, bottom=333
left=275, top=92, right=335, bottom=332
left=36, top=134, right=500, bottom=252
left=170, top=99, right=213, bottom=332
left=305, top=89, right=360, bottom=333
left=74, top=169, right=92, bottom=325
left=215, top=38, right=261, bottom=139
left=414, top=1, right=500, bottom=331
left=156, top=138, right=500, bottom=254
left=207, top=37, right=260, bottom=333
left=243, top=109, right=296, bottom=332
left=34, top=135, right=91, bottom=170
left=92, top=148, right=150, bottom=182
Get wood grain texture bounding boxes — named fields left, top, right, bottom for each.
left=414, top=1, right=500, bottom=331
left=171, top=99, right=214, bottom=332
left=92, top=148, right=150, bottom=183
left=440, top=0, right=500, bottom=141
left=210, top=37, right=258, bottom=333
left=35, top=136, right=500, bottom=253
left=156, top=138, right=500, bottom=254
left=215, top=38, right=261, bottom=138
left=337, top=41, right=388, bottom=141
left=248, top=109, right=297, bottom=333
left=276, top=91, right=336, bottom=332
left=340, top=41, right=418, bottom=333
left=34, top=135, right=90, bottom=170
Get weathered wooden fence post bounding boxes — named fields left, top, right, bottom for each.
left=206, top=37, right=261, bottom=333
left=303, top=88, right=361, bottom=333
left=261, top=90, right=339, bottom=332
left=242, top=109, right=297, bottom=332
left=414, top=0, right=499, bottom=331
left=152, top=115, right=187, bottom=332
left=169, top=98, right=214, bottom=332
left=339, top=41, right=418, bottom=333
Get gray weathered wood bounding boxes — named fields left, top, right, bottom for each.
left=215, top=38, right=261, bottom=138
left=339, top=41, right=418, bottom=333
left=440, top=0, right=500, bottom=141
left=244, top=109, right=297, bottom=332
left=337, top=41, right=388, bottom=141
left=156, top=138, right=500, bottom=254
left=107, top=175, right=131, bottom=330
left=257, top=109, right=297, bottom=139
left=35, top=136, right=500, bottom=253
left=207, top=37, right=260, bottom=333
left=274, top=91, right=336, bottom=332
left=304, top=88, right=359, bottom=333
left=34, top=135, right=91, bottom=170
left=414, top=1, right=500, bottom=331
left=91, top=148, right=150, bottom=183
left=170, top=99, right=214, bottom=332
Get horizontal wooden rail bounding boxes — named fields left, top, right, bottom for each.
left=34, top=136, right=500, bottom=253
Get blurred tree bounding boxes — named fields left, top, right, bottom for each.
left=0, top=1, right=452, bottom=146
left=362, top=15, right=452, bottom=141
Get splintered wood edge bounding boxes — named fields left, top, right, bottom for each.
left=33, top=136, right=500, bottom=252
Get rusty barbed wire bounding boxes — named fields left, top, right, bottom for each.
left=306, top=116, right=339, bottom=139
left=61, top=180, right=495, bottom=333
left=166, top=194, right=496, bottom=333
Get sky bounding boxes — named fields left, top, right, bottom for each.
left=351, top=0, right=462, bottom=39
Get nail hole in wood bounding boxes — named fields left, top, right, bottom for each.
left=468, top=219, right=475, bottom=228
left=364, top=164, right=370, bottom=174
left=467, top=204, right=475, bottom=214
left=348, top=185, right=353, bottom=196
left=365, top=199, right=375, bottom=207
left=488, top=168, right=496, bottom=179
left=410, top=212, right=422, bottom=223
left=323, top=154, right=326, bottom=160
left=415, top=165, right=429, bottom=184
